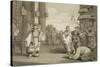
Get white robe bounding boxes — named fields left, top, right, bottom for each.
left=25, top=31, right=41, bottom=52
left=63, top=33, right=74, bottom=52
left=25, top=33, right=32, bottom=47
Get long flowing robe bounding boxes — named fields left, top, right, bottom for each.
left=63, top=32, right=74, bottom=53
left=25, top=32, right=32, bottom=47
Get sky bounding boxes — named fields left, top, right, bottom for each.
left=46, top=2, right=80, bottom=31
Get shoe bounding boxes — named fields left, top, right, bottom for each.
left=34, top=54, right=39, bottom=57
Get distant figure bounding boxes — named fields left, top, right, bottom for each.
left=63, top=26, right=75, bottom=56
left=69, top=46, right=91, bottom=61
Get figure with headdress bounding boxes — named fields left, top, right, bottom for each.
left=25, top=23, right=41, bottom=57
left=63, top=26, right=75, bottom=56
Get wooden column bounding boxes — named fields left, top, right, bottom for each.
left=38, top=2, right=47, bottom=33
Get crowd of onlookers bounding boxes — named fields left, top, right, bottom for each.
left=45, top=25, right=96, bottom=61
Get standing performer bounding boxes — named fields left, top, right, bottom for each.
left=63, top=26, right=75, bottom=56
left=31, top=24, right=41, bottom=57
left=25, top=24, right=41, bottom=57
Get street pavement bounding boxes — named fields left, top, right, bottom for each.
left=12, top=45, right=80, bottom=66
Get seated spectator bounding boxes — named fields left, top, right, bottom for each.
left=69, top=46, right=91, bottom=61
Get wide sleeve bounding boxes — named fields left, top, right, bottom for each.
left=25, top=33, right=32, bottom=47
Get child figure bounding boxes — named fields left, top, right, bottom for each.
left=27, top=42, right=35, bottom=57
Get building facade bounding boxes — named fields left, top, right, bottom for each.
left=12, top=1, right=47, bottom=55
left=78, top=5, right=97, bottom=48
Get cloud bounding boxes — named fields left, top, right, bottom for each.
left=46, top=4, right=80, bottom=31
left=47, top=7, right=58, bottom=17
